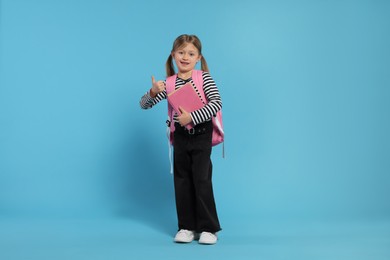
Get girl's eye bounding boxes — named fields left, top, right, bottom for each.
left=190, top=53, right=194, bottom=56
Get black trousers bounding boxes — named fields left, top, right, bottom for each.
left=173, top=121, right=221, bottom=233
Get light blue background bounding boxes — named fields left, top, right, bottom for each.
left=1, top=0, right=389, bottom=259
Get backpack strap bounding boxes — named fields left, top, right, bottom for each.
left=192, top=70, right=205, bottom=103
left=166, top=74, right=177, bottom=133
left=165, top=74, right=177, bottom=174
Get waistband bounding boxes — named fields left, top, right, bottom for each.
left=174, top=121, right=212, bottom=136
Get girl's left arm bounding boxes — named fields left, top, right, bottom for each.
left=190, top=72, right=222, bottom=126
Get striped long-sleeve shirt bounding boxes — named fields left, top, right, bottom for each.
left=140, top=72, right=222, bottom=126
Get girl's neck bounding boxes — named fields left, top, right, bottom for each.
left=177, top=70, right=192, bottom=80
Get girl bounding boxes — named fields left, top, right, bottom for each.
left=140, top=34, right=222, bottom=245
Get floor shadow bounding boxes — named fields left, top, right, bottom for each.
left=107, top=125, right=176, bottom=235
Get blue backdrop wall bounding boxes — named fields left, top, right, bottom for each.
left=1, top=0, right=389, bottom=226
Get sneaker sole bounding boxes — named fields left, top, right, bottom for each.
left=174, top=237, right=194, bottom=243
left=198, top=240, right=217, bottom=245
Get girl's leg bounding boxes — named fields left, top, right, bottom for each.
left=191, top=124, right=221, bottom=233
left=173, top=130, right=197, bottom=231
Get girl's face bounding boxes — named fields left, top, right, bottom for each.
left=172, top=43, right=201, bottom=75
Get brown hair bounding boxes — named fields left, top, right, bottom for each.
left=166, top=34, right=209, bottom=77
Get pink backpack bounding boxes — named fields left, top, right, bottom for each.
left=165, top=70, right=224, bottom=147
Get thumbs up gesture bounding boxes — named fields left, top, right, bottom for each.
left=150, top=76, right=165, bottom=98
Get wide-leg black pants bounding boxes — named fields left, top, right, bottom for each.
left=173, top=121, right=221, bottom=233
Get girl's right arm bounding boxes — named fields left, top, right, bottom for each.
left=140, top=76, right=167, bottom=109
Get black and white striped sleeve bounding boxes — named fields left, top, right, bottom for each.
left=190, top=72, right=222, bottom=125
left=139, top=88, right=167, bottom=109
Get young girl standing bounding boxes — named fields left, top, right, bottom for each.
left=140, top=34, right=222, bottom=245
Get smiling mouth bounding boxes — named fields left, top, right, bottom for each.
left=180, top=61, right=190, bottom=66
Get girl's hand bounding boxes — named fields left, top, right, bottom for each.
left=150, top=76, right=165, bottom=98
left=178, top=107, right=192, bottom=126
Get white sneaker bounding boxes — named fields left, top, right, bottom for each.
left=174, top=229, right=195, bottom=243
left=198, top=232, right=217, bottom=245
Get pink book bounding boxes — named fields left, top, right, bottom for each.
left=167, top=83, right=204, bottom=129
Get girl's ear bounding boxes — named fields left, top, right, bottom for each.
left=171, top=52, right=175, bottom=60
